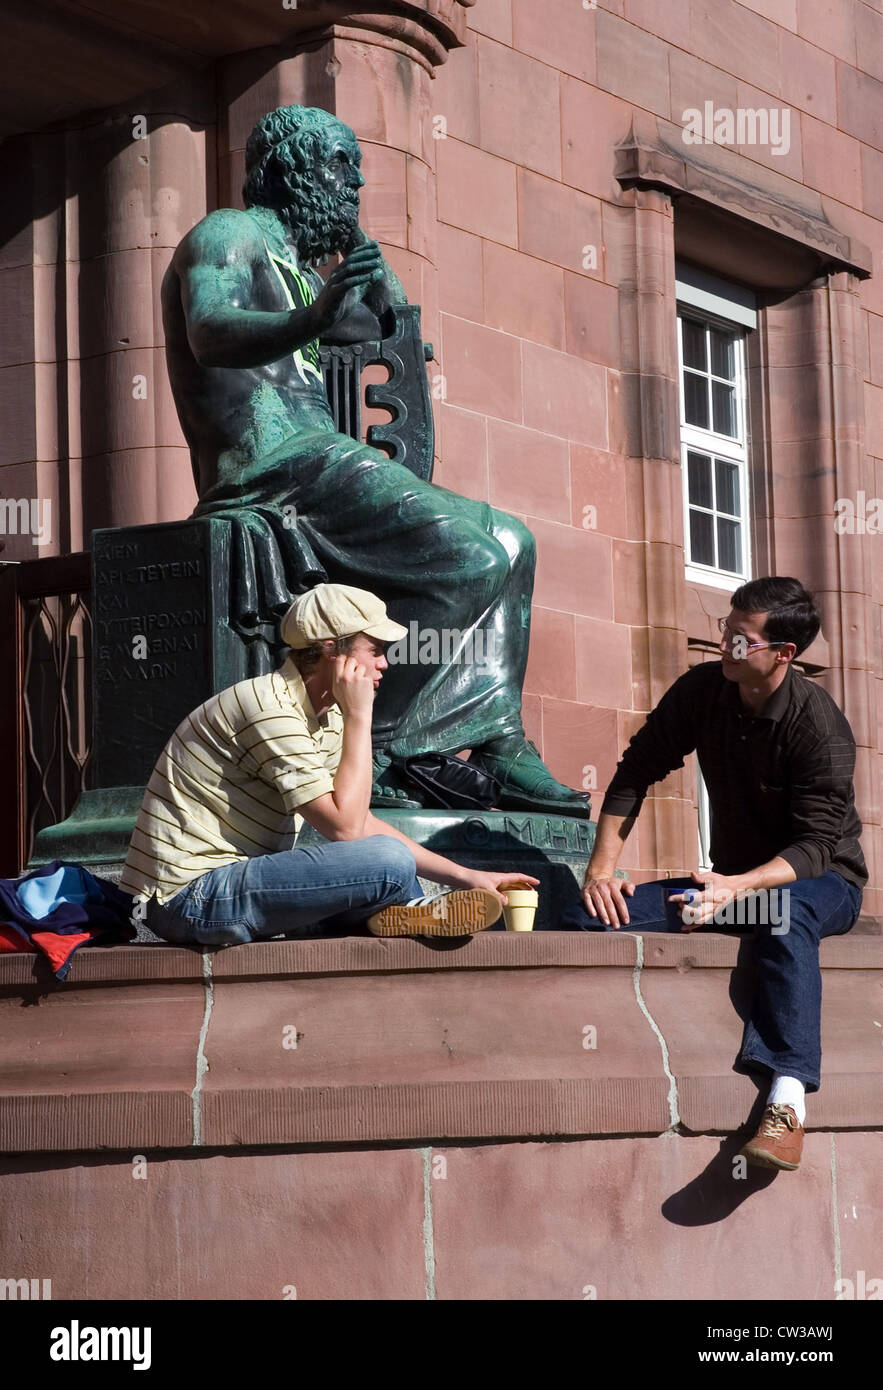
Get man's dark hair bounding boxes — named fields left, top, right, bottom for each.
left=730, top=576, right=821, bottom=655
left=290, top=632, right=359, bottom=676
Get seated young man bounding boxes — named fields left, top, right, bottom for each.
left=553, top=577, right=866, bottom=1172
left=121, top=582, right=537, bottom=944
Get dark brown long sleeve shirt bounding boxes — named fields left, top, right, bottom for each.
left=601, top=661, right=867, bottom=888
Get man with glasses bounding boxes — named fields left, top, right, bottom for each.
left=555, top=576, right=866, bottom=1171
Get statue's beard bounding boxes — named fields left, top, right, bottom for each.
left=274, top=179, right=359, bottom=265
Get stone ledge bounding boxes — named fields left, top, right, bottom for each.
left=1, top=933, right=880, bottom=1153
left=1, top=929, right=880, bottom=988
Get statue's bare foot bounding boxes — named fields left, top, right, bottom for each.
left=371, top=751, right=425, bottom=809
left=469, top=735, right=591, bottom=819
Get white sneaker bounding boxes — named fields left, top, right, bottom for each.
left=367, top=889, right=502, bottom=937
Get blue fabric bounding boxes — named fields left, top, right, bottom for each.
left=547, top=871, right=862, bottom=1092
left=146, top=835, right=421, bottom=948
left=0, top=860, right=135, bottom=978
left=17, top=865, right=92, bottom=920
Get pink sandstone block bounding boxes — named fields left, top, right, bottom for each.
left=778, top=29, right=837, bottom=123
left=717, top=0, right=797, bottom=26
left=467, top=0, right=512, bottom=44
left=564, top=273, right=621, bottom=366
left=441, top=313, right=522, bottom=422
left=436, top=223, right=484, bottom=322
left=488, top=418, right=571, bottom=522
left=856, top=6, right=883, bottom=88
left=574, top=615, right=634, bottom=709
left=539, top=698, right=620, bottom=798
left=511, top=0, right=597, bottom=83
left=569, top=445, right=630, bottom=538
left=437, top=402, right=489, bottom=500
left=436, top=138, right=518, bottom=245
left=595, top=8, right=671, bottom=116
left=561, top=78, right=634, bottom=202
left=522, top=341, right=607, bottom=445
left=430, top=1134, right=837, bottom=1300
left=517, top=168, right=604, bottom=278
left=358, top=141, right=408, bottom=248
left=837, top=62, right=883, bottom=150
left=833, top=1132, right=883, bottom=1297
left=624, top=0, right=696, bottom=48
left=797, top=0, right=856, bottom=66
left=431, top=28, right=480, bottom=146
left=477, top=35, right=562, bottom=179
left=484, top=242, right=565, bottom=350
left=0, top=1148, right=426, bottom=1300
left=523, top=605, right=577, bottom=700
left=688, top=0, right=782, bottom=95
left=531, top=516, right=614, bottom=619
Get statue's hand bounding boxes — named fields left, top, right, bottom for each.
left=310, top=241, right=384, bottom=334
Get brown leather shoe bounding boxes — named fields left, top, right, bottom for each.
left=740, top=1103, right=805, bottom=1170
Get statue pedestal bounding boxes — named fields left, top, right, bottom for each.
left=30, top=518, right=271, bottom=872
left=32, top=804, right=598, bottom=939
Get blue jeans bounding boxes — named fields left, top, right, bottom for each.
left=550, top=871, right=862, bottom=1092
left=145, top=835, right=422, bottom=948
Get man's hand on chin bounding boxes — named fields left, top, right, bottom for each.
left=668, top=870, right=749, bottom=931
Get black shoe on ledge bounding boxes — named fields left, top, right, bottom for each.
left=370, top=751, right=425, bottom=809
left=470, top=736, right=592, bottom=818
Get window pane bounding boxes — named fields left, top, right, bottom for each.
left=687, top=451, right=713, bottom=507
left=689, top=509, right=715, bottom=566
left=682, top=318, right=707, bottom=371
left=712, top=380, right=737, bottom=436
left=710, top=328, right=736, bottom=380
left=717, top=517, right=741, bottom=572
left=715, top=458, right=740, bottom=515
left=684, top=371, right=709, bottom=428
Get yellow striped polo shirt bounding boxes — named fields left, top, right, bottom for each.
left=120, top=657, right=343, bottom=904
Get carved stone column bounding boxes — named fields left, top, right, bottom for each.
left=605, top=186, right=694, bottom=873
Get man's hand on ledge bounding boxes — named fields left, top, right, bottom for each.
left=582, top=872, right=636, bottom=928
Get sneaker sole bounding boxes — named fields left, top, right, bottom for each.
left=367, top=890, right=502, bottom=937
left=740, top=1144, right=800, bottom=1171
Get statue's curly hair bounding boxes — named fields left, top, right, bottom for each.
left=242, top=105, right=356, bottom=264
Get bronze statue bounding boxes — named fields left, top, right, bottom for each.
left=162, top=104, right=589, bottom=816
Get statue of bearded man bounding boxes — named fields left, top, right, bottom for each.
left=162, top=103, right=589, bottom=816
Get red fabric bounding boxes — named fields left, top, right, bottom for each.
left=0, top=923, right=32, bottom=954
left=30, top=929, right=93, bottom=974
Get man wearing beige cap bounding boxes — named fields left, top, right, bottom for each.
left=122, top=583, right=536, bottom=944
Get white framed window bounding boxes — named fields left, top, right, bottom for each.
left=676, top=264, right=756, bottom=592
left=696, top=758, right=713, bottom=872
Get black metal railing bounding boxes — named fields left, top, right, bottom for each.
left=0, top=553, right=91, bottom=875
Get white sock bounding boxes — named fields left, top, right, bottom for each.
left=768, top=1074, right=806, bottom=1124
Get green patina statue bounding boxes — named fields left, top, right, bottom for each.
left=162, top=104, right=589, bottom=816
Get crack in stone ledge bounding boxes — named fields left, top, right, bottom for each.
left=421, top=1147, right=437, bottom=1301
left=192, top=951, right=214, bottom=1147
left=628, top=933, right=683, bottom=1135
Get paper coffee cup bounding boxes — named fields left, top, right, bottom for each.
left=503, top=888, right=539, bottom=932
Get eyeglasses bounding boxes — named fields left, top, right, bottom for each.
left=718, top=618, right=787, bottom=654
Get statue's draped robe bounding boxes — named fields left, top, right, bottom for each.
left=191, top=244, right=535, bottom=757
